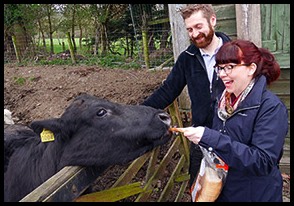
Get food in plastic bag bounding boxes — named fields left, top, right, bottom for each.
left=190, top=146, right=229, bottom=202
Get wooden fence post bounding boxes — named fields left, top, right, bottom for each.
left=66, top=32, right=76, bottom=64
left=235, top=4, right=262, bottom=47
left=168, top=4, right=192, bottom=126
left=12, top=35, right=21, bottom=63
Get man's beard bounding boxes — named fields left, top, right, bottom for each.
left=191, top=24, right=214, bottom=48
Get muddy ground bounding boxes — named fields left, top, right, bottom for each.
left=4, top=64, right=171, bottom=124
left=4, top=64, right=290, bottom=202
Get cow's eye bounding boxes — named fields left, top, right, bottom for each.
left=97, top=109, right=107, bottom=117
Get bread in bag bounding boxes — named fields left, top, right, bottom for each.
left=195, top=167, right=223, bottom=202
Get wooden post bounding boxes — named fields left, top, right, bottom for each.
left=168, top=4, right=191, bottom=126
left=235, top=4, right=262, bottom=47
left=62, top=42, right=66, bottom=52
left=142, top=29, right=150, bottom=69
left=12, top=35, right=21, bottom=63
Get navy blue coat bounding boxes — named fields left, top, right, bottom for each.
left=199, top=75, right=288, bottom=202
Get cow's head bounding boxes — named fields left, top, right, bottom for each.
left=30, top=94, right=172, bottom=168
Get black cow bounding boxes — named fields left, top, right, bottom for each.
left=4, top=94, right=172, bottom=202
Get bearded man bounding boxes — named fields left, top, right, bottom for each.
left=142, top=4, right=231, bottom=190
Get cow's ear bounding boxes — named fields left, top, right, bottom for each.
left=30, top=118, right=62, bottom=136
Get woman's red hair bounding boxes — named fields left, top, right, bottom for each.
left=215, top=39, right=280, bottom=85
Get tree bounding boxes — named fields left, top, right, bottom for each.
left=4, top=4, right=38, bottom=61
left=75, top=5, right=92, bottom=51
left=88, top=4, right=128, bottom=56
left=33, top=4, right=49, bottom=52
left=44, top=4, right=56, bottom=54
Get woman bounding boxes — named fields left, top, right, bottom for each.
left=181, top=39, right=288, bottom=202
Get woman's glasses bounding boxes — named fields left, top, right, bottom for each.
left=214, top=63, right=249, bottom=75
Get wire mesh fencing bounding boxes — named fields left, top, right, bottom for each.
left=4, top=4, right=174, bottom=69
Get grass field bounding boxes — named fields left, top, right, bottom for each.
left=40, top=38, right=86, bottom=54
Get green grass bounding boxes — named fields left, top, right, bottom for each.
left=41, top=38, right=84, bottom=54
left=38, top=37, right=140, bottom=56
left=13, top=76, right=40, bottom=85
left=31, top=38, right=171, bottom=69
left=14, top=77, right=26, bottom=85
left=33, top=38, right=142, bottom=68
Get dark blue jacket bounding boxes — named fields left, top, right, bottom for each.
left=199, top=75, right=288, bottom=202
left=142, top=32, right=230, bottom=128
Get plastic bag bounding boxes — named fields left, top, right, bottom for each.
left=190, top=146, right=229, bottom=202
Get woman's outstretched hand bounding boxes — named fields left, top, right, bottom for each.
left=170, top=126, right=205, bottom=144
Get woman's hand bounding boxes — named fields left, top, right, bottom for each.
left=182, top=126, right=205, bottom=144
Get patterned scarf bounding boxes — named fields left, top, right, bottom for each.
left=218, top=79, right=255, bottom=121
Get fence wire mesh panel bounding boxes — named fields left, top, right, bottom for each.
left=4, top=4, right=174, bottom=69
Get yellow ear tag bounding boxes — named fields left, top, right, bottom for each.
left=40, top=128, right=55, bottom=142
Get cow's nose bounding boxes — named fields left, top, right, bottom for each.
left=158, top=112, right=171, bottom=126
